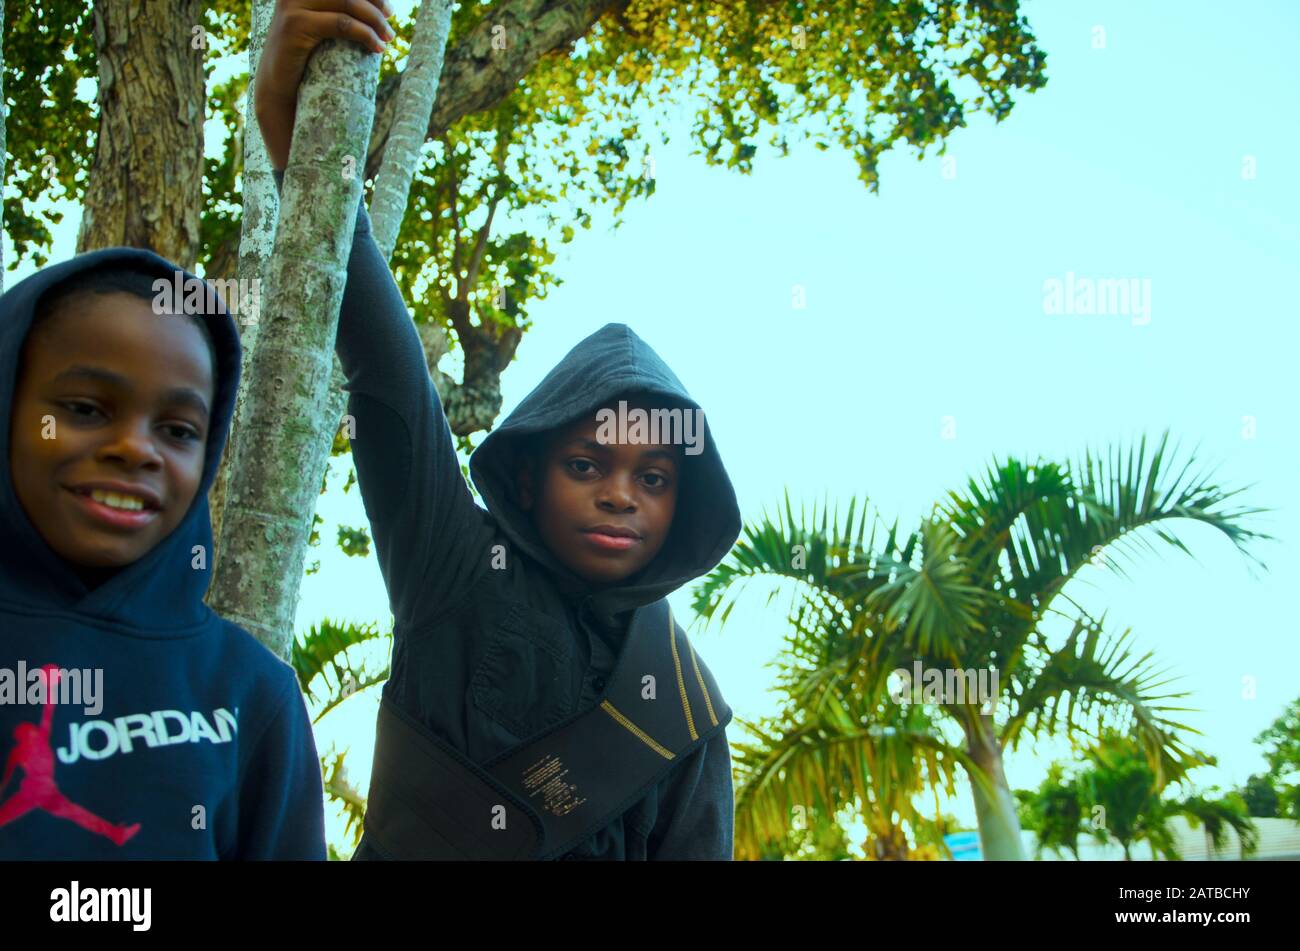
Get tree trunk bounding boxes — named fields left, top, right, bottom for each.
left=77, top=0, right=204, bottom=269
left=207, top=39, right=380, bottom=659
left=442, top=301, right=522, bottom=434
left=209, top=0, right=277, bottom=553
left=299, top=0, right=457, bottom=534
left=369, top=0, right=455, bottom=260
left=965, top=717, right=1026, bottom=860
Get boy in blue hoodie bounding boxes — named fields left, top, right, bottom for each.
left=258, top=0, right=741, bottom=860
left=0, top=251, right=326, bottom=859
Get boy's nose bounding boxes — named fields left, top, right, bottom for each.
left=97, top=421, right=165, bottom=469
left=597, top=477, right=636, bottom=512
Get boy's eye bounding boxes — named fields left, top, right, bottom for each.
left=567, top=459, right=598, bottom=476
left=60, top=399, right=105, bottom=421
left=163, top=423, right=202, bottom=444
left=641, top=472, right=670, bottom=489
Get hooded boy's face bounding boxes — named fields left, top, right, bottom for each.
left=517, top=397, right=681, bottom=586
left=8, top=291, right=215, bottom=570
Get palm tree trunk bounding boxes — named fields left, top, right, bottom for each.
left=965, top=718, right=1026, bottom=860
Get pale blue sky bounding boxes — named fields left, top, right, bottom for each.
left=7, top=0, right=1297, bottom=846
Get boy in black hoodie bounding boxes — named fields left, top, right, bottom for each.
left=0, top=251, right=326, bottom=859
left=258, top=0, right=741, bottom=860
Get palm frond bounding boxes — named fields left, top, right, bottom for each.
left=293, top=617, right=392, bottom=723
left=1058, top=431, right=1269, bottom=599
left=943, top=432, right=1270, bottom=618
left=690, top=491, right=885, bottom=635
left=321, top=749, right=367, bottom=848
left=943, top=455, right=1076, bottom=589
left=732, top=693, right=977, bottom=860
left=841, top=517, right=989, bottom=663
left=1178, top=794, right=1260, bottom=858
left=1004, top=610, right=1206, bottom=788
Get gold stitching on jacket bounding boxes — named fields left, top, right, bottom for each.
left=687, top=640, right=720, bottom=728
left=668, top=608, right=698, bottom=741
left=600, top=700, right=674, bottom=760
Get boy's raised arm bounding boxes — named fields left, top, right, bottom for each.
left=256, top=0, right=486, bottom=626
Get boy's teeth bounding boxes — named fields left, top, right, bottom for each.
left=89, top=489, right=146, bottom=511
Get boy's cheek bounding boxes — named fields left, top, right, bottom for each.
left=8, top=422, right=48, bottom=504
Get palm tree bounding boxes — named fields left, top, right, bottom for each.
left=292, top=618, right=392, bottom=853
left=731, top=679, right=973, bottom=859
left=694, top=433, right=1268, bottom=860
left=1080, top=731, right=1259, bottom=860
left=1079, top=740, right=1171, bottom=860
left=1017, top=762, right=1087, bottom=859
left=1178, top=791, right=1259, bottom=861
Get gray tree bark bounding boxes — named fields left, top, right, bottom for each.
left=341, top=0, right=456, bottom=436
left=209, top=0, right=277, bottom=552
left=311, top=0, right=457, bottom=527
left=77, top=0, right=205, bottom=269
left=369, top=0, right=454, bottom=261
left=208, top=39, right=380, bottom=659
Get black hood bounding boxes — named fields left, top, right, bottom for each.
left=470, top=323, right=741, bottom=616
left=0, top=248, right=241, bottom=633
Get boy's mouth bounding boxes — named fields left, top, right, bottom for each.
left=64, top=482, right=162, bottom=531
left=581, top=524, right=641, bottom=552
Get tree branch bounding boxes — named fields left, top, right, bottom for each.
left=364, top=0, right=625, bottom=179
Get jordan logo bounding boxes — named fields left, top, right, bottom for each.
left=0, top=665, right=140, bottom=846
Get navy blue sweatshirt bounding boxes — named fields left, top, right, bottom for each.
left=0, top=249, right=326, bottom=860
left=324, top=187, right=743, bottom=860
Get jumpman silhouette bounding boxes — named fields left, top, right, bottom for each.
left=0, top=664, right=140, bottom=846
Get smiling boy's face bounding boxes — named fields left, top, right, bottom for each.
left=517, top=395, right=682, bottom=586
left=8, top=291, right=215, bottom=570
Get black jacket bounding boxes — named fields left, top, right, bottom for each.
left=331, top=198, right=742, bottom=859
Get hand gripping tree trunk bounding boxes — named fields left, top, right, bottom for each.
left=207, top=0, right=357, bottom=555
left=364, top=0, right=520, bottom=433
left=307, top=0, right=455, bottom=529
left=315, top=0, right=456, bottom=428
left=209, top=0, right=278, bottom=552
left=208, top=40, right=380, bottom=659
left=324, top=0, right=457, bottom=432
left=77, top=0, right=205, bottom=269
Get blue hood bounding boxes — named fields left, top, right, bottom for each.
left=0, top=248, right=242, bottom=633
